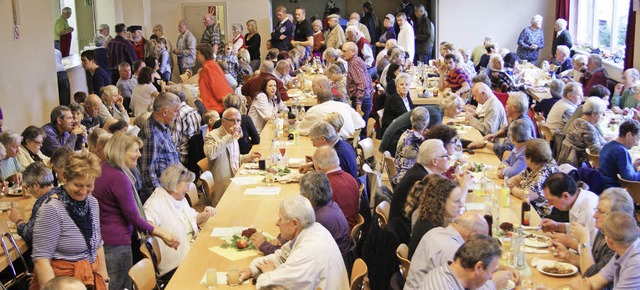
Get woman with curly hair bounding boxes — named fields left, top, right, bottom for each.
left=405, top=174, right=465, bottom=258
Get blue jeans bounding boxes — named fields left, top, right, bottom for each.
left=104, top=244, right=133, bottom=290
left=352, top=94, right=372, bottom=138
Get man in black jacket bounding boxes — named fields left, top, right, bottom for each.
left=414, top=4, right=434, bottom=64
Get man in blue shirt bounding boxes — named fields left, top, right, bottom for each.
left=599, top=119, right=640, bottom=188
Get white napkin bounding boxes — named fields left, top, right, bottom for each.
left=210, top=227, right=235, bottom=237
left=244, top=187, right=281, bottom=195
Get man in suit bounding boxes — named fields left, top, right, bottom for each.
left=204, top=108, right=261, bottom=206
left=552, top=18, right=573, bottom=64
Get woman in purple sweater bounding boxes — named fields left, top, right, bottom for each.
left=93, top=132, right=179, bottom=290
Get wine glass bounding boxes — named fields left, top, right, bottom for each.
left=278, top=141, right=287, bottom=166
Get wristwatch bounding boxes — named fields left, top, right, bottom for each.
left=578, top=243, right=590, bottom=251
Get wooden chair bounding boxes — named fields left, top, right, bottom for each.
left=350, top=214, right=365, bottom=243
left=366, top=118, right=376, bottom=138
left=200, top=171, right=215, bottom=206
left=617, top=174, right=640, bottom=224
left=382, top=151, right=397, bottom=185
left=351, top=129, right=362, bottom=149
left=362, top=164, right=382, bottom=215
left=357, top=138, right=375, bottom=169
left=197, top=158, right=209, bottom=174
left=128, top=258, right=157, bottom=290
left=586, top=148, right=599, bottom=169
left=186, top=182, right=199, bottom=207
left=539, top=124, right=553, bottom=143
left=396, top=244, right=411, bottom=280
left=375, top=201, right=390, bottom=229
left=350, top=258, right=368, bottom=290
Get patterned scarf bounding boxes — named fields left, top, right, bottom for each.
left=59, top=186, right=95, bottom=254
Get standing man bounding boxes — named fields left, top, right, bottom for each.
left=346, top=26, right=374, bottom=68
left=551, top=18, right=573, bottom=63
left=517, top=15, right=545, bottom=65
left=116, top=62, right=136, bottom=112
left=414, top=5, right=434, bottom=64
left=271, top=6, right=293, bottom=52
left=343, top=42, right=374, bottom=137
left=173, top=20, right=197, bottom=75
left=201, top=13, right=222, bottom=54
left=80, top=50, right=111, bottom=95
left=291, top=7, right=314, bottom=56
left=396, top=13, right=415, bottom=61
left=128, top=25, right=148, bottom=60
left=106, top=23, right=138, bottom=85
left=138, top=92, right=181, bottom=202
left=349, top=13, right=371, bottom=43
left=97, top=24, right=112, bottom=48
left=54, top=7, right=74, bottom=57
left=325, top=14, right=346, bottom=50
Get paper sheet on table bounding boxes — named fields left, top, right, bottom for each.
left=464, top=203, right=485, bottom=211
left=231, top=177, right=261, bottom=185
left=210, top=227, right=235, bottom=237
left=244, top=187, right=281, bottom=195
left=209, top=246, right=261, bottom=261
left=200, top=272, right=251, bottom=286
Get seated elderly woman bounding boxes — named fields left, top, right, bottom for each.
left=497, top=119, right=534, bottom=179
left=488, top=54, right=520, bottom=93
left=31, top=151, right=107, bottom=289
left=8, top=162, right=55, bottom=246
left=218, top=60, right=238, bottom=90
left=237, top=195, right=349, bottom=289
left=507, top=138, right=559, bottom=218
left=16, top=126, right=50, bottom=169
left=143, top=163, right=216, bottom=277
left=404, top=174, right=466, bottom=258
left=0, top=131, right=23, bottom=184
left=299, top=171, right=351, bottom=254
left=324, top=112, right=345, bottom=138
left=394, top=107, right=429, bottom=183
left=380, top=73, right=415, bottom=137
left=439, top=92, right=466, bottom=118
left=560, top=54, right=587, bottom=83
left=533, top=79, right=564, bottom=118
left=558, top=97, right=608, bottom=167
left=325, top=64, right=347, bottom=102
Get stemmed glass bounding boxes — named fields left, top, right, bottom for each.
left=278, top=141, right=287, bottom=166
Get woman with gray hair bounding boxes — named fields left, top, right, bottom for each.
left=0, top=131, right=23, bottom=184
left=237, top=48, right=253, bottom=85
left=93, top=132, right=180, bottom=289
left=306, top=121, right=358, bottom=178
left=394, top=107, right=429, bottom=183
left=439, top=92, right=465, bottom=118
left=143, top=163, right=216, bottom=277
left=237, top=195, right=349, bottom=289
left=299, top=171, right=351, bottom=254
left=488, top=53, right=520, bottom=93
left=533, top=79, right=564, bottom=118
left=323, top=47, right=347, bottom=74
left=516, top=14, right=544, bottom=65
left=558, top=97, right=607, bottom=167
left=380, top=73, right=415, bottom=137
left=231, top=23, right=245, bottom=53
left=497, top=119, right=533, bottom=179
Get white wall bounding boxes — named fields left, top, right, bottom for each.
left=0, top=0, right=58, bottom=132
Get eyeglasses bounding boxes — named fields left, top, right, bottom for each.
left=223, top=117, right=242, bottom=123
left=31, top=139, right=43, bottom=145
left=594, top=207, right=609, bottom=216
left=436, top=155, right=450, bottom=160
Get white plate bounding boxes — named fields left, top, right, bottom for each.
left=524, top=233, right=550, bottom=248
left=7, top=188, right=22, bottom=196
left=536, top=260, right=578, bottom=277
left=244, top=163, right=260, bottom=169
left=0, top=202, right=16, bottom=211
left=503, top=279, right=515, bottom=290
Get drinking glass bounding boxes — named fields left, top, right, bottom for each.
left=227, top=267, right=240, bottom=286
left=206, top=268, right=217, bottom=289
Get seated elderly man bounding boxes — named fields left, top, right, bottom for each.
left=301, top=121, right=357, bottom=179
left=345, top=25, right=374, bottom=68
left=394, top=107, right=429, bottom=183
left=100, top=85, right=130, bottom=123
left=80, top=94, right=107, bottom=129
left=568, top=212, right=640, bottom=290
left=540, top=172, right=599, bottom=250
left=323, top=47, right=348, bottom=74
left=599, top=120, right=640, bottom=188
left=312, top=146, right=360, bottom=229
left=299, top=76, right=364, bottom=139
left=273, top=60, right=294, bottom=88
left=379, top=47, right=406, bottom=88
left=376, top=39, right=397, bottom=72
left=241, top=61, right=289, bottom=103
left=204, top=108, right=261, bottom=206
left=546, top=81, right=583, bottom=133
left=533, top=79, right=564, bottom=118
left=465, top=82, right=507, bottom=136
left=612, top=68, right=640, bottom=112
left=389, top=139, right=450, bottom=220
left=468, top=92, right=534, bottom=159
left=299, top=171, right=351, bottom=254
left=237, top=195, right=349, bottom=289
left=580, top=54, right=609, bottom=94
left=115, top=62, right=137, bottom=111
left=421, top=234, right=506, bottom=290
left=554, top=45, right=573, bottom=76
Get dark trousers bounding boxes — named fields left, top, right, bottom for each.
left=352, top=94, right=372, bottom=138
left=57, top=71, right=71, bottom=106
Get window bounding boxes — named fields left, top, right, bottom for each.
left=574, top=0, right=630, bottom=65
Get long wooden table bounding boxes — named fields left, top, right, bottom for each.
left=167, top=120, right=575, bottom=289
left=0, top=194, right=36, bottom=271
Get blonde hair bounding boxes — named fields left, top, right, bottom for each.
left=160, top=163, right=195, bottom=193
left=63, top=151, right=102, bottom=182
left=103, top=132, right=143, bottom=169
left=324, top=112, right=344, bottom=133
left=238, top=48, right=250, bottom=63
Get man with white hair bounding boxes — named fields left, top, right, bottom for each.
left=580, top=54, right=609, bottom=94
left=98, top=24, right=112, bottom=48
left=376, top=39, right=397, bottom=69
left=274, top=60, right=294, bottom=87
left=414, top=4, right=435, bottom=64
left=343, top=42, right=374, bottom=135
left=237, top=195, right=349, bottom=289
left=546, top=82, right=584, bottom=133
left=325, top=14, right=346, bottom=49
left=516, top=15, right=545, bottom=65
left=313, top=146, right=360, bottom=229
left=349, top=13, right=371, bottom=42
left=346, top=25, right=374, bottom=67
left=299, top=76, right=365, bottom=139
left=465, top=82, right=507, bottom=136
left=552, top=18, right=573, bottom=60
left=323, top=47, right=348, bottom=73
left=54, top=7, right=74, bottom=57
left=201, top=13, right=221, bottom=54
left=554, top=45, right=573, bottom=76
left=303, top=121, right=358, bottom=179
left=396, top=12, right=415, bottom=61
left=612, top=68, right=640, bottom=111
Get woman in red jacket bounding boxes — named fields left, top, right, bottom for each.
left=196, top=43, right=233, bottom=114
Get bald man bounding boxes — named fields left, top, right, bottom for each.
left=465, top=82, right=507, bottom=136
left=81, top=94, right=108, bottom=129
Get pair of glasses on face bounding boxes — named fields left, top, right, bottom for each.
left=223, top=117, right=242, bottom=123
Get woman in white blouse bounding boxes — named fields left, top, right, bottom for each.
left=248, top=77, right=287, bottom=132
left=231, top=23, right=245, bottom=54
left=143, top=163, right=216, bottom=277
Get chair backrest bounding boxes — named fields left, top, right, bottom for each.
left=366, top=118, right=376, bottom=138
left=585, top=148, right=599, bottom=169
left=383, top=151, right=396, bottom=183
left=197, top=158, right=209, bottom=174
left=350, top=214, right=365, bottom=243
left=352, top=129, right=362, bottom=149
left=533, top=111, right=545, bottom=124
left=617, top=174, right=640, bottom=205
left=200, top=171, right=215, bottom=206
left=539, top=124, right=553, bottom=143
left=128, top=258, right=157, bottom=290
left=186, top=182, right=199, bottom=207
left=350, top=258, right=368, bottom=290
left=375, top=201, right=390, bottom=229
left=0, top=233, right=31, bottom=288
left=396, top=243, right=411, bottom=280
left=358, top=138, right=375, bottom=161
left=362, top=164, right=381, bottom=215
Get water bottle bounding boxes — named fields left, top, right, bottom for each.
left=516, top=227, right=526, bottom=270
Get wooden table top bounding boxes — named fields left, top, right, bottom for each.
left=166, top=120, right=575, bottom=289
left=0, top=194, right=36, bottom=271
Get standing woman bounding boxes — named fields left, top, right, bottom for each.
left=248, top=77, right=288, bottom=132
left=230, top=23, right=245, bottom=54
left=93, top=132, right=179, bottom=290
left=130, top=67, right=160, bottom=117
left=16, top=126, right=50, bottom=169
left=245, top=19, right=261, bottom=71
left=197, top=43, right=233, bottom=114
left=380, top=73, right=414, bottom=137
left=31, top=151, right=107, bottom=289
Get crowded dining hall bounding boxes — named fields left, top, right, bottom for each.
left=1, top=0, right=640, bottom=289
